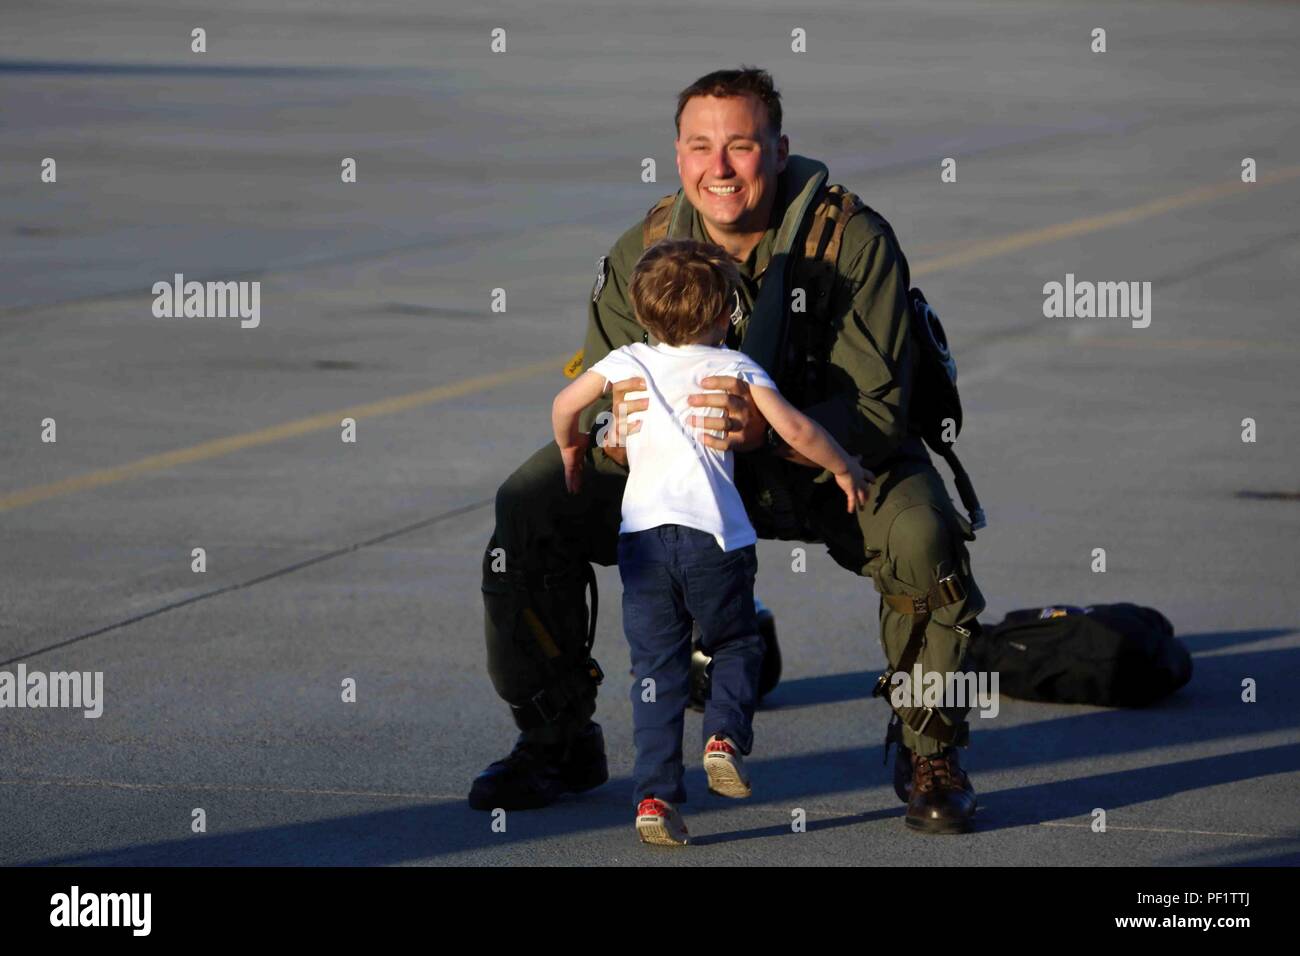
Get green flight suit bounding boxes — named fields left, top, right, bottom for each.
left=482, top=159, right=985, bottom=757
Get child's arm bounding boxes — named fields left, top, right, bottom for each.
left=748, top=383, right=874, bottom=512
left=552, top=370, right=610, bottom=494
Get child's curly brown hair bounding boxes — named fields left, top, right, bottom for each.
left=628, top=238, right=741, bottom=347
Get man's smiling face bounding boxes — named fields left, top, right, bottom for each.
left=675, top=94, right=789, bottom=239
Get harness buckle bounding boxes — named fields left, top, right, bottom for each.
left=935, top=573, right=966, bottom=607
left=914, top=707, right=937, bottom=736
left=524, top=687, right=562, bottom=725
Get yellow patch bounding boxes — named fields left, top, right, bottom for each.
left=563, top=348, right=585, bottom=379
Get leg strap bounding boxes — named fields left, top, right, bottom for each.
left=506, top=563, right=604, bottom=730
left=872, top=572, right=968, bottom=746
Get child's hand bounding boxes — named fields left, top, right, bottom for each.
left=559, top=434, right=591, bottom=494
left=835, top=458, right=874, bottom=513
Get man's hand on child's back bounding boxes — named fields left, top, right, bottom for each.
left=600, top=376, right=647, bottom=468
left=687, top=376, right=767, bottom=452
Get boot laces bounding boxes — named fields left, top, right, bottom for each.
left=499, top=738, right=553, bottom=770
left=916, top=751, right=965, bottom=793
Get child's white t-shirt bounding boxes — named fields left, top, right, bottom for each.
left=587, top=342, right=777, bottom=552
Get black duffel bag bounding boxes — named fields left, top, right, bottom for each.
left=967, top=603, right=1192, bottom=707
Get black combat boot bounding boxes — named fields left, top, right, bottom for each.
left=467, top=722, right=608, bottom=811
left=893, top=741, right=914, bottom=803
left=882, top=713, right=913, bottom=803
left=904, top=747, right=977, bottom=834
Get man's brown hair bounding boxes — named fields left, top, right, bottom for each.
left=628, top=239, right=741, bottom=347
left=674, top=65, right=782, bottom=139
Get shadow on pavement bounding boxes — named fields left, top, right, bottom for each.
left=692, top=809, right=892, bottom=847
left=22, top=631, right=1298, bottom=865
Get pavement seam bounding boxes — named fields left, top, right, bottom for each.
left=1036, top=822, right=1275, bottom=839
left=0, top=496, right=492, bottom=667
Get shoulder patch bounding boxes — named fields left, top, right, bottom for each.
left=563, top=348, right=585, bottom=379
left=729, top=288, right=745, bottom=326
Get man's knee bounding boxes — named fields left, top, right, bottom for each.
left=879, top=503, right=985, bottom=736
left=890, top=502, right=976, bottom=579
left=491, top=442, right=582, bottom=572
left=886, top=504, right=952, bottom=584
left=496, top=443, right=561, bottom=527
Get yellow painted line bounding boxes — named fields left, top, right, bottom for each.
left=913, top=166, right=1300, bottom=277
left=5, top=167, right=1299, bottom=514
left=0, top=355, right=567, bottom=513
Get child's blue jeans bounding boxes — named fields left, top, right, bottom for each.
left=617, top=524, right=764, bottom=806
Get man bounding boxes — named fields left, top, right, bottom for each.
left=473, top=66, right=986, bottom=833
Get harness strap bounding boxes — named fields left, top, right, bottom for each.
left=934, top=444, right=987, bottom=531
left=643, top=194, right=674, bottom=247
left=507, top=563, right=604, bottom=729
left=880, top=572, right=967, bottom=621
left=740, top=159, right=828, bottom=377
left=510, top=656, right=605, bottom=728
left=803, top=184, right=864, bottom=268
left=875, top=573, right=969, bottom=746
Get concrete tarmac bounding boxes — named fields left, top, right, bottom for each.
left=1, top=0, right=1298, bottom=866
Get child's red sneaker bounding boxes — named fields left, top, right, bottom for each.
left=636, top=796, right=690, bottom=846
left=704, top=734, right=752, bottom=798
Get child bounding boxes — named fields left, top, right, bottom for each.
left=551, top=238, right=872, bottom=846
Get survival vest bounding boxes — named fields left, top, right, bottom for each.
left=641, top=168, right=986, bottom=531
